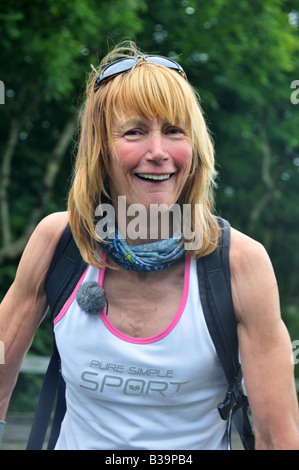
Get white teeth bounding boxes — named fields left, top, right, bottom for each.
left=137, top=173, right=171, bottom=181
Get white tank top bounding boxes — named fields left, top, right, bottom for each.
left=53, top=256, right=229, bottom=450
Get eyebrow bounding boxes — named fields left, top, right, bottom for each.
left=116, top=117, right=150, bottom=130
left=116, top=116, right=179, bottom=131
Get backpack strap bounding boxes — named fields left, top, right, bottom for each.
left=26, top=223, right=87, bottom=450
left=26, top=342, right=64, bottom=450
left=197, top=218, right=255, bottom=450
left=45, top=223, right=87, bottom=322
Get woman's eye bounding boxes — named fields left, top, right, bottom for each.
left=126, top=130, right=139, bottom=135
left=166, top=127, right=183, bottom=135
left=125, top=129, right=143, bottom=138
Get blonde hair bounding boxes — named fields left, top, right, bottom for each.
left=68, top=41, right=220, bottom=267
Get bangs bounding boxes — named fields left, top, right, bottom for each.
left=105, top=63, right=193, bottom=129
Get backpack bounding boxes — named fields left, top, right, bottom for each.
left=26, top=218, right=255, bottom=450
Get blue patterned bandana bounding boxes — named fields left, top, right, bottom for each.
left=98, top=227, right=185, bottom=272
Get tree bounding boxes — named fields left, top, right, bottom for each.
left=134, top=0, right=299, bottom=376
left=136, top=0, right=299, bottom=312
left=0, top=0, right=146, bottom=277
left=0, top=0, right=147, bottom=412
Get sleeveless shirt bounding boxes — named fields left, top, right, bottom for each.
left=53, top=255, right=229, bottom=450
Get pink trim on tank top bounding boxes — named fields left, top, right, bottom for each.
left=53, top=252, right=191, bottom=345
left=53, top=267, right=89, bottom=326
left=53, top=252, right=107, bottom=327
left=99, top=256, right=191, bottom=344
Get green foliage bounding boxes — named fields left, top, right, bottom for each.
left=0, top=0, right=147, bottom=410
left=0, top=0, right=146, bottom=100
left=8, top=373, right=44, bottom=412
left=136, top=1, right=299, bottom=313
left=0, top=0, right=146, bottom=292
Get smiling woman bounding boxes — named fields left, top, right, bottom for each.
left=68, top=43, right=220, bottom=268
left=2, top=40, right=298, bottom=451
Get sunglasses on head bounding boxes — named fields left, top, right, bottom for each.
left=94, top=55, right=187, bottom=92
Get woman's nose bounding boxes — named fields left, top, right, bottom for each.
left=145, top=133, right=169, bottom=162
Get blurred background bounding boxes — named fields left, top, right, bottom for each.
left=0, top=0, right=298, bottom=431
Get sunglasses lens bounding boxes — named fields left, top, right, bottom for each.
left=94, top=55, right=187, bottom=91
left=94, top=57, right=138, bottom=90
left=145, top=56, right=187, bottom=79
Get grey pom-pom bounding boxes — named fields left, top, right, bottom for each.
left=76, top=281, right=107, bottom=316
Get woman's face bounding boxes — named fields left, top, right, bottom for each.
left=108, top=112, right=193, bottom=214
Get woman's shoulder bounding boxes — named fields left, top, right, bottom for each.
left=35, top=211, right=69, bottom=240
left=229, top=226, right=277, bottom=322
left=33, top=211, right=69, bottom=264
left=15, top=212, right=69, bottom=290
left=229, top=226, right=269, bottom=270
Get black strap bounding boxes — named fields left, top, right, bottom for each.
left=46, top=350, right=66, bottom=450
left=26, top=346, right=61, bottom=450
left=197, top=218, right=255, bottom=450
left=202, top=219, right=239, bottom=381
left=45, top=223, right=87, bottom=321
left=27, top=224, right=87, bottom=450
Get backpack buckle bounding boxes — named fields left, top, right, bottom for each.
left=218, top=375, right=249, bottom=421
left=218, top=390, right=235, bottom=420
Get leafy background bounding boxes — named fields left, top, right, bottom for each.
left=0, top=0, right=298, bottom=410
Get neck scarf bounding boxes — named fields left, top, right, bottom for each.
left=98, top=227, right=185, bottom=272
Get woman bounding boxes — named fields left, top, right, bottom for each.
left=0, top=41, right=298, bottom=450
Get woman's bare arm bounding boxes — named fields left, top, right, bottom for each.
left=0, top=212, right=68, bottom=419
left=230, top=228, right=299, bottom=449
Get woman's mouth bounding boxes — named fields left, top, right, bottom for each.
left=135, top=173, right=174, bottom=182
